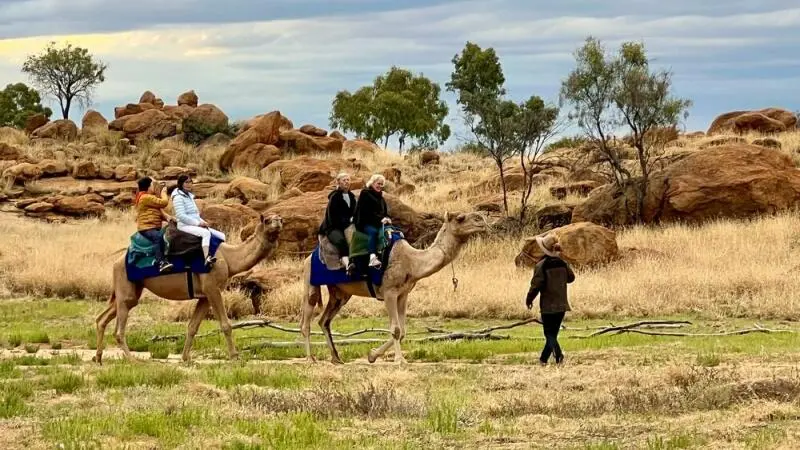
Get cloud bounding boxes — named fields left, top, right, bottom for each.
left=0, top=0, right=798, bottom=146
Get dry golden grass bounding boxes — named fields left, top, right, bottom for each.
left=4, top=191, right=800, bottom=321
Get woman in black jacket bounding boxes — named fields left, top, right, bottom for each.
left=319, top=173, right=357, bottom=272
left=354, top=174, right=391, bottom=268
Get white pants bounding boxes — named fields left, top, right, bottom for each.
left=177, top=223, right=226, bottom=249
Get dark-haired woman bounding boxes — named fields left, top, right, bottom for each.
left=171, top=175, right=226, bottom=266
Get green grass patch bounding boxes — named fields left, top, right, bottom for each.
left=231, top=413, right=329, bottom=450
left=0, top=381, right=34, bottom=419
left=44, top=371, right=85, bottom=394
left=95, top=363, right=185, bottom=389
left=202, top=364, right=308, bottom=389
left=0, top=360, right=22, bottom=379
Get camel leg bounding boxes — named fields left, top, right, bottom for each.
left=319, top=287, right=350, bottom=365
left=301, top=284, right=322, bottom=362
left=207, top=288, right=238, bottom=360
left=394, top=293, right=409, bottom=364
left=93, top=293, right=118, bottom=364
left=114, top=294, right=141, bottom=362
left=181, top=297, right=210, bottom=363
left=368, top=293, right=401, bottom=364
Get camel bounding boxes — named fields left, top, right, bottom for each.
left=93, top=214, right=283, bottom=363
left=300, top=211, right=489, bottom=364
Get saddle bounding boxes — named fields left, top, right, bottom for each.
left=164, top=221, right=204, bottom=257
left=317, top=225, right=403, bottom=271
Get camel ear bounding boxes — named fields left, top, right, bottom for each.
left=444, top=211, right=450, bottom=222
left=260, top=214, right=267, bottom=224
left=456, top=213, right=466, bottom=223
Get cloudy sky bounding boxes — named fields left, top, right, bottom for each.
left=1, top=0, right=798, bottom=149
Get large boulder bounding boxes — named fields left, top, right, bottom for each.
left=231, top=144, right=282, bottom=172
left=0, top=143, right=21, bottom=161
left=183, top=104, right=229, bottom=140
left=299, top=124, right=327, bottom=137
left=114, top=164, right=137, bottom=182
left=31, top=119, right=78, bottom=141
left=177, top=90, right=199, bottom=107
left=25, top=113, right=48, bottom=134
left=72, top=161, right=99, bottom=179
left=342, top=139, right=378, bottom=153
left=549, top=181, right=603, bottom=200
left=149, top=148, right=184, bottom=171
left=573, top=144, right=800, bottom=227
left=225, top=176, right=273, bottom=203
left=162, top=105, right=194, bottom=121
left=51, top=195, right=105, bottom=217
left=114, top=102, right=157, bottom=119
left=197, top=202, right=260, bottom=233
left=81, top=110, right=108, bottom=130
left=37, top=159, right=69, bottom=177
left=220, top=111, right=294, bottom=171
left=515, top=222, right=619, bottom=269
left=139, top=91, right=157, bottom=105
left=535, top=203, right=578, bottom=230
left=109, top=109, right=178, bottom=143
left=707, top=108, right=797, bottom=135
left=420, top=151, right=440, bottom=166
left=3, top=163, right=43, bottom=184
left=262, top=157, right=359, bottom=193
left=279, top=129, right=343, bottom=155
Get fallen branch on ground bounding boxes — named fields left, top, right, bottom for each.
left=151, top=319, right=393, bottom=342
left=582, top=320, right=693, bottom=338
left=243, top=332, right=510, bottom=351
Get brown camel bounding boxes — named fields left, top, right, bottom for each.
left=93, top=214, right=283, bottom=363
left=300, top=211, right=488, bottom=364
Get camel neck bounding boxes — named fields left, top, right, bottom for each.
left=410, top=225, right=464, bottom=281
left=218, top=225, right=277, bottom=276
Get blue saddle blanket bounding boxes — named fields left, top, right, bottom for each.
left=125, top=230, right=223, bottom=282
left=309, top=228, right=404, bottom=287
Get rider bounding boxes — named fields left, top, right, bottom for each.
left=354, top=174, right=391, bottom=269
left=171, top=174, right=226, bottom=267
left=135, top=176, right=174, bottom=273
left=318, top=172, right=357, bottom=274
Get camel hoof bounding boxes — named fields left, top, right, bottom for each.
left=229, top=353, right=239, bottom=361
left=367, top=349, right=378, bottom=364
left=92, top=355, right=102, bottom=364
left=331, top=357, right=344, bottom=365
left=306, top=356, right=316, bottom=363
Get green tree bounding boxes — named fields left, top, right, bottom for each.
left=447, top=42, right=560, bottom=220
left=329, top=66, right=450, bottom=152
left=22, top=41, right=108, bottom=120
left=0, top=82, right=52, bottom=128
left=560, top=37, right=691, bottom=223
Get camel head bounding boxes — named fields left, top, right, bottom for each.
left=443, top=211, right=489, bottom=239
left=256, top=214, right=283, bottom=241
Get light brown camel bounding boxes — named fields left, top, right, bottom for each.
left=300, top=211, right=488, bottom=364
left=93, top=214, right=283, bottom=363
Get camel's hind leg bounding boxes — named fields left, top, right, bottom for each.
left=206, top=287, right=238, bottom=360
left=301, top=283, right=322, bottom=362
left=181, top=297, right=210, bottom=363
left=319, top=287, right=351, bottom=365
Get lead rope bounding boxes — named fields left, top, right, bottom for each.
left=451, top=261, right=459, bottom=291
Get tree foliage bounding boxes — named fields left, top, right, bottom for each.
left=0, top=82, right=52, bottom=128
left=447, top=41, right=560, bottom=221
left=329, top=66, right=450, bottom=152
left=560, top=37, right=691, bottom=222
left=21, top=41, right=108, bottom=120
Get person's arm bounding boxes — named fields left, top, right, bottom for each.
left=565, top=262, right=576, bottom=284
left=173, top=194, right=201, bottom=226
left=525, top=262, right=546, bottom=309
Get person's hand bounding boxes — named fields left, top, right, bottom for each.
left=381, top=217, right=392, bottom=225
left=525, top=291, right=535, bottom=310
left=199, top=221, right=209, bottom=228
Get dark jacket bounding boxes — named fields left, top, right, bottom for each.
left=354, top=188, right=388, bottom=231
left=526, top=256, right=575, bottom=314
left=318, top=189, right=357, bottom=235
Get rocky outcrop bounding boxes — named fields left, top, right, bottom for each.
left=25, top=113, right=48, bottom=134
left=707, top=108, right=797, bottom=135
left=0, top=143, right=21, bottom=161
left=549, top=181, right=602, bottom=200
left=420, top=151, right=440, bottom=165
left=177, top=90, right=199, bottom=107
left=299, top=124, right=327, bottom=137
left=279, top=130, right=343, bottom=155
left=573, top=144, right=800, bottom=227
left=81, top=110, right=108, bottom=130
left=31, top=119, right=78, bottom=141
left=109, top=109, right=178, bottom=143
left=230, top=144, right=282, bottom=172
left=515, top=222, right=619, bottom=269
left=219, top=111, right=294, bottom=171
left=183, top=104, right=229, bottom=139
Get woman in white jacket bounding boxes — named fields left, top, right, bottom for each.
left=171, top=174, right=226, bottom=266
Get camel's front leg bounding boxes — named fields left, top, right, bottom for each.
left=207, top=287, right=238, bottom=360
left=368, top=293, right=402, bottom=364
left=301, top=284, right=322, bottom=362
left=394, top=293, right=409, bottom=364
left=181, top=297, right=210, bottom=362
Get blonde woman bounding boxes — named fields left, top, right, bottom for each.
left=354, top=174, right=391, bottom=268
left=318, top=172, right=357, bottom=272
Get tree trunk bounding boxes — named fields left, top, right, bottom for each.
left=61, top=95, right=72, bottom=120
left=383, top=135, right=390, bottom=149
left=398, top=134, right=405, bottom=154
left=498, top=161, right=509, bottom=217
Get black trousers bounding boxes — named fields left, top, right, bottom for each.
left=138, top=228, right=164, bottom=262
left=540, top=312, right=565, bottom=363
left=327, top=229, right=349, bottom=257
